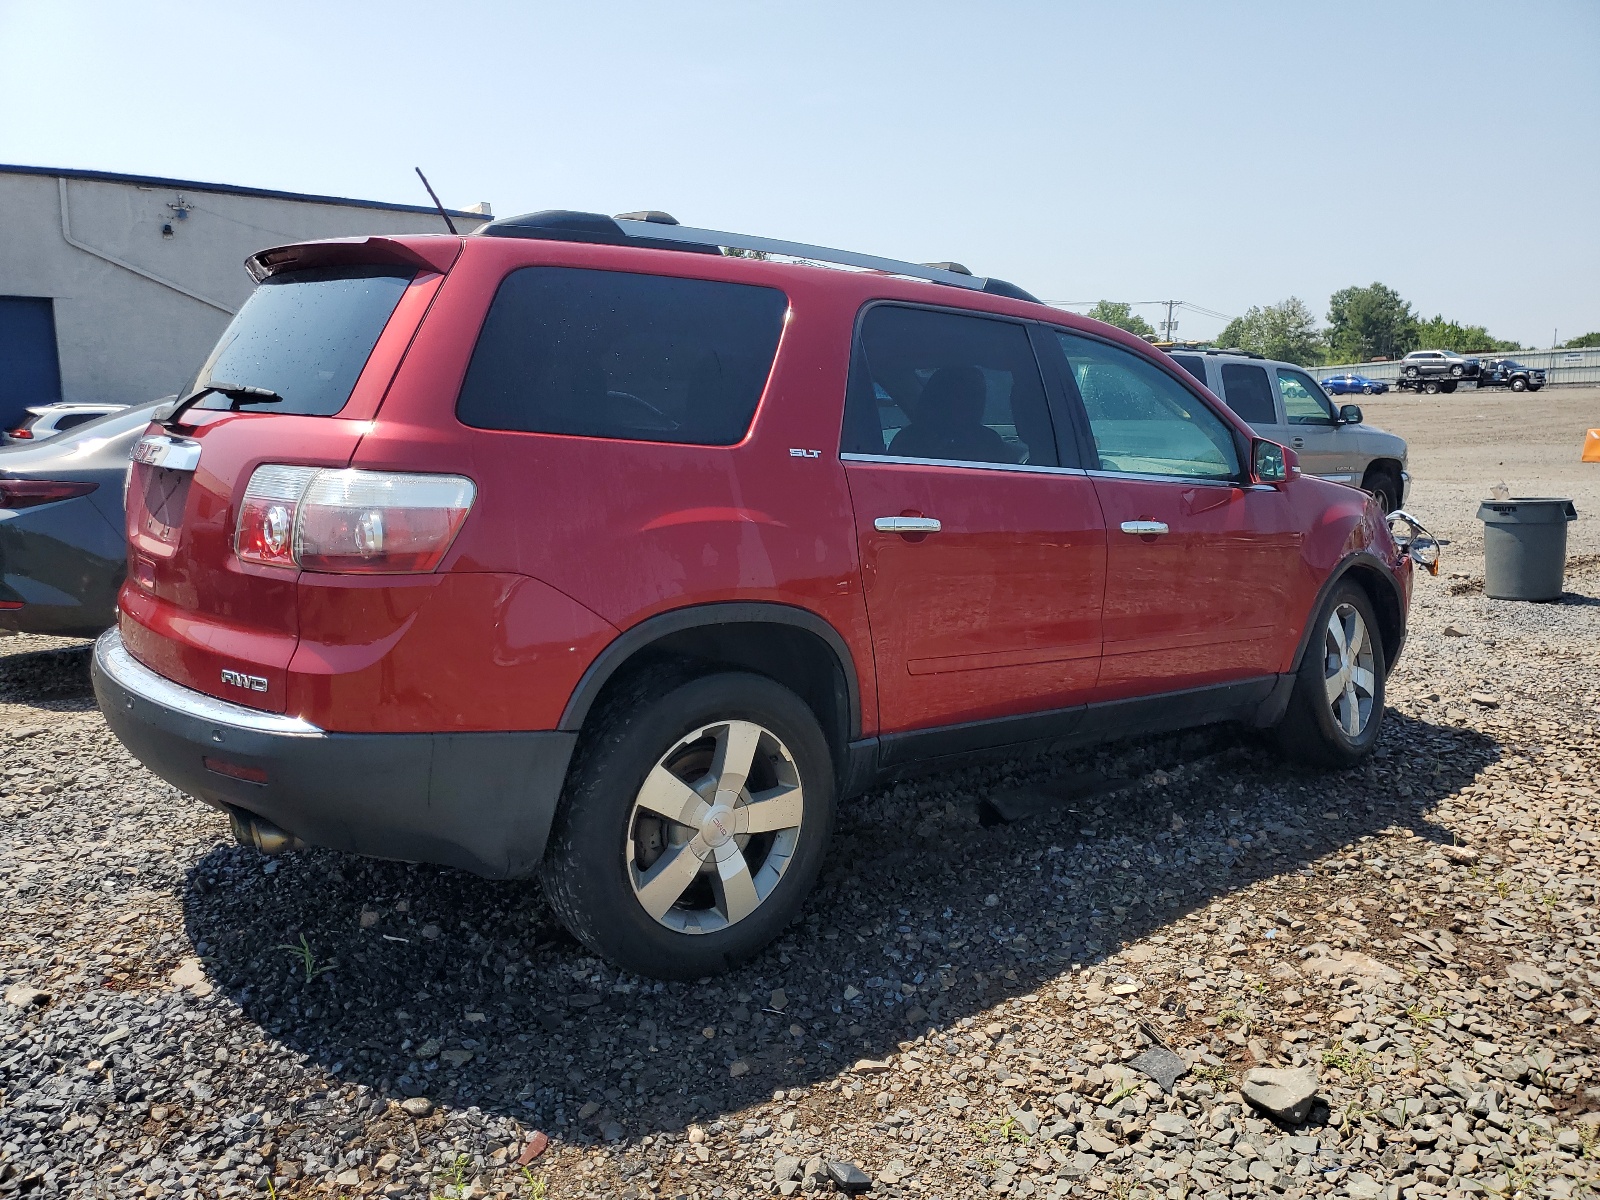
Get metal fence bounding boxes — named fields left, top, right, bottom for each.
left=1315, top=348, right=1600, bottom=389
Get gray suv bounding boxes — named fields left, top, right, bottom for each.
left=1167, top=350, right=1409, bottom=512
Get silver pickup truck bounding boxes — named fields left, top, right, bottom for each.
left=1166, top=349, right=1409, bottom=513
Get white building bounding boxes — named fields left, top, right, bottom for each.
left=0, top=164, right=490, bottom=428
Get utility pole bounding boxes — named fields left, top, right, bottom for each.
left=1160, top=300, right=1180, bottom=342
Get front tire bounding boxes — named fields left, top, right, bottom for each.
left=1362, top=384, right=1373, bottom=395
left=1363, top=468, right=1400, bottom=516
left=1511, top=377, right=1527, bottom=392
left=1274, top=581, right=1386, bottom=768
left=1450, top=364, right=1464, bottom=377
left=541, top=671, right=835, bottom=979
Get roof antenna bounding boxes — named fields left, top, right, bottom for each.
left=414, top=167, right=458, bottom=234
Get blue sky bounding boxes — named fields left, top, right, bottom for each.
left=3, top=0, right=1596, bottom=347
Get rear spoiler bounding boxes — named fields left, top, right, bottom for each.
left=246, top=236, right=462, bottom=283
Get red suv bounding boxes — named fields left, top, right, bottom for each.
left=93, top=210, right=1415, bottom=979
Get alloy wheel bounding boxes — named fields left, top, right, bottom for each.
left=1323, top=603, right=1376, bottom=737
left=626, top=719, right=804, bottom=934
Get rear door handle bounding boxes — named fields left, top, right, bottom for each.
left=1120, top=521, right=1169, bottom=536
left=874, top=516, right=942, bottom=534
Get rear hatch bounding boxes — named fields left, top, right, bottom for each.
left=120, top=238, right=456, bottom=712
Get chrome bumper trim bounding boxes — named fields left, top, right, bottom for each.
left=94, top=629, right=324, bottom=737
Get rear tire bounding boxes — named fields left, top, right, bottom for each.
left=1274, top=581, right=1386, bottom=768
left=1424, top=381, right=1441, bottom=394
left=1403, top=366, right=1419, bottom=378
left=541, top=670, right=835, bottom=980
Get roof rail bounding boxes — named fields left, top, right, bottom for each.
left=478, top=210, right=1040, bottom=302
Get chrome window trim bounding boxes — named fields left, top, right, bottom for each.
left=94, top=629, right=325, bottom=737
left=840, top=452, right=1087, bottom=477
left=1084, top=468, right=1249, bottom=488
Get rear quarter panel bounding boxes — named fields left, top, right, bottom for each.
left=335, top=239, right=879, bottom=734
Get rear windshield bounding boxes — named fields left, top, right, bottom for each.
left=456, top=267, right=788, bottom=446
left=186, top=266, right=414, bottom=416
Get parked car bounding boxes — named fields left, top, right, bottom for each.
left=1168, top=350, right=1409, bottom=513
left=93, top=213, right=1418, bottom=979
left=1, top=401, right=166, bottom=636
left=1398, top=349, right=1480, bottom=389
left=1320, top=372, right=1389, bottom=396
left=5, top=402, right=128, bottom=446
left=1476, top=357, right=1546, bottom=392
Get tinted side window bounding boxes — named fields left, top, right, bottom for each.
left=1056, top=333, right=1240, bottom=480
left=457, top=268, right=788, bottom=446
left=52, top=412, right=99, bottom=431
left=841, top=306, right=1057, bottom=467
left=1277, top=368, right=1336, bottom=425
left=1170, top=354, right=1208, bottom=386
left=1219, top=363, right=1277, bottom=425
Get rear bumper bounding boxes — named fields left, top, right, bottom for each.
left=92, top=629, right=574, bottom=879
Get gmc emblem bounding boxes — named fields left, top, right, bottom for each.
left=220, top=669, right=268, bottom=693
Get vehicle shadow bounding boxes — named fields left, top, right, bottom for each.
left=0, top=640, right=95, bottom=710
left=180, top=709, right=1498, bottom=1143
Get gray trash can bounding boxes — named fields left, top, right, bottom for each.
left=1476, top=498, right=1578, bottom=601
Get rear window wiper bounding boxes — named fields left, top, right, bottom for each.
left=161, top=382, right=285, bottom=428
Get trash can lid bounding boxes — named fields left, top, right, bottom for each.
left=1476, top=498, right=1578, bottom=523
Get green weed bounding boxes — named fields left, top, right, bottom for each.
left=276, top=933, right=335, bottom=983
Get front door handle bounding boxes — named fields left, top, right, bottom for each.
left=1292, top=437, right=1305, bottom=448
left=875, top=516, right=942, bottom=534
left=1120, top=520, right=1169, bottom=536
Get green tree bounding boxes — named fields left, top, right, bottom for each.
left=1085, top=301, right=1156, bottom=339
left=1326, top=283, right=1418, bottom=362
left=1413, top=316, right=1520, bottom=354
left=1215, top=297, right=1325, bottom=366
left=1564, top=331, right=1600, bottom=348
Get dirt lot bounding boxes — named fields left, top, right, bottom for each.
left=2, top=390, right=1598, bottom=1200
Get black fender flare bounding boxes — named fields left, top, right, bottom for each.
left=557, top=601, right=864, bottom=739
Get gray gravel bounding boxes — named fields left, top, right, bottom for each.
left=3, top=398, right=1599, bottom=1200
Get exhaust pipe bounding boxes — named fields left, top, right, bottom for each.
left=228, top=808, right=306, bottom=855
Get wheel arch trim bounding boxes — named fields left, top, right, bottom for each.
left=1289, top=552, right=1408, bottom=677
left=557, top=601, right=863, bottom=739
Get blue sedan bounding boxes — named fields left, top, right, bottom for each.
left=1321, top=373, right=1389, bottom=395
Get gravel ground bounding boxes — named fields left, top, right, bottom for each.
left=3, top=391, right=1598, bottom=1200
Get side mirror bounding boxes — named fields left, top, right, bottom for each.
left=1339, top=404, right=1363, bottom=424
left=1252, top=438, right=1288, bottom=484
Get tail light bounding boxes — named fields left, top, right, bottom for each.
left=235, top=466, right=475, bottom=574
left=7, top=429, right=33, bottom=440
left=0, top=479, right=98, bottom=509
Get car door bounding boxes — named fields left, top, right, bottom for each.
left=1048, top=332, right=1300, bottom=698
left=840, top=304, right=1106, bottom=737
left=1274, top=367, right=1363, bottom=485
